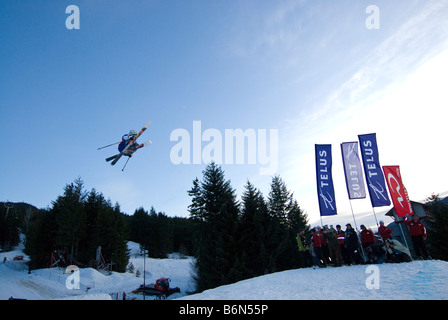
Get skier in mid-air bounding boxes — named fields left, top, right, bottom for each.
left=118, top=130, right=139, bottom=157
left=99, top=120, right=152, bottom=170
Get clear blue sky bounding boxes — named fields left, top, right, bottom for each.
left=1, top=0, right=447, bottom=227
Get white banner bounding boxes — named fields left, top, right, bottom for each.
left=341, top=142, right=366, bottom=199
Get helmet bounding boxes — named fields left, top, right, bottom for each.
left=129, top=130, right=137, bottom=138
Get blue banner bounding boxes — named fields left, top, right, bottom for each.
left=358, top=133, right=391, bottom=207
left=315, top=144, right=337, bottom=216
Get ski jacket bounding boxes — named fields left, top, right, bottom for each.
left=322, top=231, right=339, bottom=248
left=296, top=235, right=309, bottom=252
left=404, top=218, right=427, bottom=237
left=312, top=232, right=322, bottom=248
left=378, top=225, right=393, bottom=240
left=360, top=229, right=375, bottom=245
left=336, top=231, right=345, bottom=245
left=345, top=228, right=358, bottom=249
left=118, top=134, right=129, bottom=152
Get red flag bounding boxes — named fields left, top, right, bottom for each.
left=382, top=165, right=414, bottom=217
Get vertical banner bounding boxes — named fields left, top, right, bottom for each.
left=315, top=144, right=337, bottom=216
left=358, top=133, right=391, bottom=207
left=341, top=142, right=366, bottom=199
left=383, top=165, right=414, bottom=218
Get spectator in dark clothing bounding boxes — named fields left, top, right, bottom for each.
left=365, top=244, right=385, bottom=264
left=384, top=239, right=411, bottom=263
left=345, top=223, right=362, bottom=265
left=322, top=227, right=342, bottom=266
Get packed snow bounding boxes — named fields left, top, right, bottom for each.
left=1, top=241, right=448, bottom=300
left=0, top=241, right=195, bottom=300
left=181, top=260, right=448, bottom=300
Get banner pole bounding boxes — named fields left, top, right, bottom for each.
left=349, top=200, right=359, bottom=230
left=398, top=218, right=413, bottom=261
left=349, top=200, right=366, bottom=262
left=372, top=207, right=380, bottom=227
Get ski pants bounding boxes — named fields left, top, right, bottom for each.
left=411, top=235, right=429, bottom=258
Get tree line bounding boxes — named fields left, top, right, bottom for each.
left=24, top=178, right=129, bottom=271
left=188, top=162, right=309, bottom=292
left=127, top=206, right=195, bottom=258
left=1, top=178, right=195, bottom=272
left=2, top=168, right=448, bottom=294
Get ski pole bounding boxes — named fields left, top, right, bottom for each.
left=122, top=157, right=131, bottom=171
left=97, top=141, right=120, bottom=150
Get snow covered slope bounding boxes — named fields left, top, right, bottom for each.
left=0, top=241, right=195, bottom=300
left=2, top=240, right=448, bottom=300
left=181, top=260, right=448, bottom=300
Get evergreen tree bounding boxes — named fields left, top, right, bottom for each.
left=25, top=178, right=129, bottom=271
left=24, top=208, right=57, bottom=269
left=129, top=207, right=150, bottom=250
left=426, top=194, right=448, bottom=261
left=147, top=207, right=173, bottom=258
left=51, top=178, right=87, bottom=264
left=80, top=189, right=104, bottom=264
left=128, top=206, right=196, bottom=258
left=188, top=162, right=242, bottom=292
left=239, top=181, right=271, bottom=277
left=267, top=176, right=309, bottom=270
left=0, top=203, right=20, bottom=251
left=170, top=216, right=195, bottom=257
left=285, top=198, right=309, bottom=268
left=187, top=178, right=205, bottom=221
left=267, top=175, right=293, bottom=271
left=110, top=204, right=130, bottom=272
left=268, top=176, right=293, bottom=225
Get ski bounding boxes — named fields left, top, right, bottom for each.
left=106, top=154, right=119, bottom=162
left=135, top=140, right=152, bottom=151
left=110, top=120, right=152, bottom=166
left=106, top=141, right=151, bottom=163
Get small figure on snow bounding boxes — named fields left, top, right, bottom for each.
left=336, top=224, right=350, bottom=265
left=378, top=220, right=393, bottom=241
left=365, top=243, right=385, bottom=264
left=403, top=214, right=431, bottom=260
left=360, top=224, right=375, bottom=250
left=322, top=226, right=342, bottom=266
left=296, top=230, right=313, bottom=268
left=344, top=223, right=363, bottom=265
left=384, top=238, right=412, bottom=263
left=310, top=227, right=326, bottom=268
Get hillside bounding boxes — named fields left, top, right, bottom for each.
left=0, top=241, right=195, bottom=300
left=2, top=240, right=448, bottom=300
left=181, top=260, right=448, bottom=300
